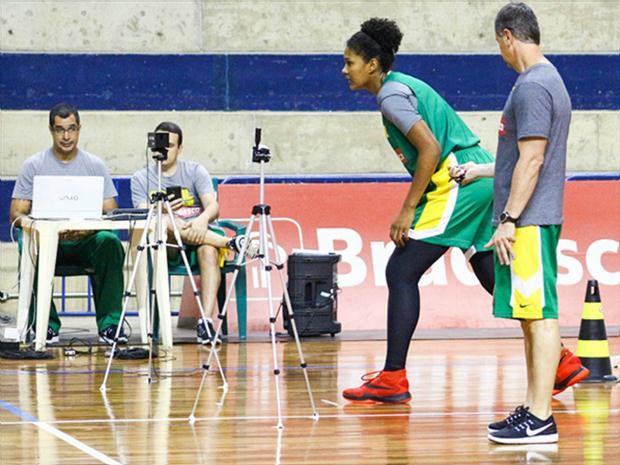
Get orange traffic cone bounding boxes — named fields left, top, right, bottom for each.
left=575, top=280, right=617, bottom=383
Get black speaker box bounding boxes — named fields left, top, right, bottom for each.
left=284, top=303, right=342, bottom=337
left=283, top=252, right=341, bottom=337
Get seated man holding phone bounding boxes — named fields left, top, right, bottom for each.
left=131, top=121, right=257, bottom=344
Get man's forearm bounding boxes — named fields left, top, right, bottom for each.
left=10, top=199, right=32, bottom=228
left=191, top=207, right=218, bottom=229
left=168, top=216, right=186, bottom=234
left=203, top=204, right=219, bottom=223
left=474, top=163, right=495, bottom=178
left=504, top=156, right=542, bottom=218
left=11, top=214, right=27, bottom=228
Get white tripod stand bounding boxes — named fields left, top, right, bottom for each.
left=99, top=135, right=227, bottom=392
left=188, top=129, right=319, bottom=429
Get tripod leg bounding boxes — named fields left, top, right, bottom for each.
left=100, top=208, right=156, bottom=391
left=188, top=213, right=261, bottom=422
left=154, top=252, right=173, bottom=349
left=203, top=213, right=258, bottom=371
left=258, top=212, right=285, bottom=429
left=275, top=427, right=284, bottom=465
left=188, top=368, right=208, bottom=424
left=266, top=214, right=319, bottom=420
left=146, top=231, right=160, bottom=384
left=143, top=224, right=165, bottom=385
left=133, top=228, right=151, bottom=344
left=145, top=197, right=171, bottom=383
left=162, top=202, right=227, bottom=388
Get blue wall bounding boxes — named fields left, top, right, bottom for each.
left=1, top=53, right=618, bottom=111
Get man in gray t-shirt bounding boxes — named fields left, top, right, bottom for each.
left=131, top=158, right=215, bottom=222
left=485, top=3, right=570, bottom=445
left=131, top=121, right=256, bottom=344
left=9, top=103, right=126, bottom=345
left=450, top=2, right=580, bottom=445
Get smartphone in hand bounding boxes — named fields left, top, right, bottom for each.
left=166, top=186, right=183, bottom=202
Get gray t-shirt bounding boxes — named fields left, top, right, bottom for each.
left=377, top=81, right=422, bottom=135
left=12, top=148, right=117, bottom=200
left=494, top=63, right=571, bottom=226
left=131, top=159, right=215, bottom=220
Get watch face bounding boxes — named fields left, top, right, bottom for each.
left=500, top=212, right=517, bottom=224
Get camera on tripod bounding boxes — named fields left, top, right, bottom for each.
left=252, top=128, right=271, bottom=163
left=147, top=132, right=169, bottom=160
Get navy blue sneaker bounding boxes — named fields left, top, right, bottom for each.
left=197, top=318, right=221, bottom=345
left=488, top=411, right=558, bottom=444
left=98, top=325, right=128, bottom=345
left=488, top=405, right=529, bottom=432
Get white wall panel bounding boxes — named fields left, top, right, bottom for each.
left=2, top=1, right=618, bottom=53
left=2, top=110, right=618, bottom=176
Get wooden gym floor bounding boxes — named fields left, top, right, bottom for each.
left=1, top=337, right=619, bottom=464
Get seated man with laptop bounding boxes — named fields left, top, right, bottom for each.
left=131, top=121, right=257, bottom=344
left=9, top=102, right=127, bottom=345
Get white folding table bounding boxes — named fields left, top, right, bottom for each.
left=16, top=217, right=173, bottom=351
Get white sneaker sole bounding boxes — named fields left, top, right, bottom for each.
left=99, top=337, right=128, bottom=345
left=487, top=432, right=559, bottom=444
left=490, top=443, right=559, bottom=453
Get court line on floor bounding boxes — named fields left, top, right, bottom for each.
left=2, top=406, right=618, bottom=426
left=0, top=400, right=123, bottom=465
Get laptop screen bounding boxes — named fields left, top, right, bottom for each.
left=31, top=176, right=104, bottom=219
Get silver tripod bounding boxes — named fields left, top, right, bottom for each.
left=99, top=140, right=227, bottom=392
left=188, top=128, right=319, bottom=429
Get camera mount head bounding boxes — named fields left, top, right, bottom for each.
left=252, top=128, right=271, bottom=163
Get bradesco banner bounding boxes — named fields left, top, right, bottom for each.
left=218, top=180, right=619, bottom=332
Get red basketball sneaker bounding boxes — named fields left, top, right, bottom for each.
left=553, top=347, right=590, bottom=396
left=342, top=369, right=412, bottom=403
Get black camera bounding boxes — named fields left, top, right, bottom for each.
left=252, top=128, right=271, bottom=163
left=147, top=132, right=169, bottom=160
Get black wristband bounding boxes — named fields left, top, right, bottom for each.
left=499, top=211, right=519, bottom=224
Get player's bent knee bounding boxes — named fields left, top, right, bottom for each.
left=95, top=231, right=124, bottom=252
left=197, top=244, right=218, bottom=263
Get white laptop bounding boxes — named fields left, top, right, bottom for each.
left=31, top=176, right=104, bottom=220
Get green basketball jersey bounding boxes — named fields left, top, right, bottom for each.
left=382, top=71, right=481, bottom=175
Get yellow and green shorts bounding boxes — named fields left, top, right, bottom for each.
left=167, top=225, right=228, bottom=269
left=409, top=145, right=494, bottom=257
left=493, top=225, right=561, bottom=320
